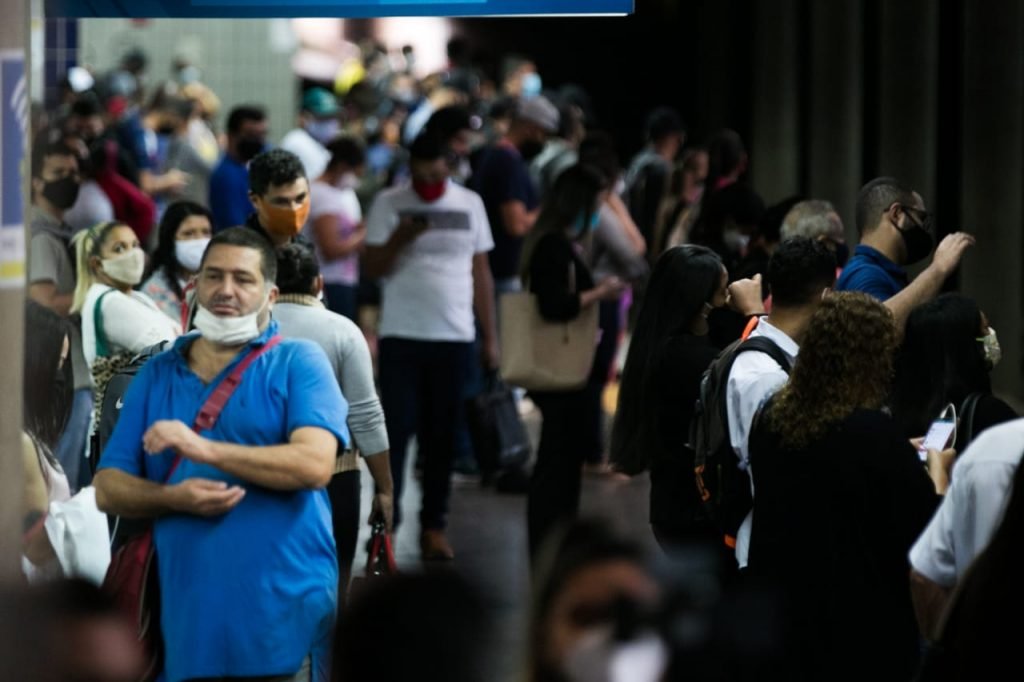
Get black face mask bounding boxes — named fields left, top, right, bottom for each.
left=517, top=139, right=545, bottom=162
left=157, top=125, right=176, bottom=136
left=236, top=136, right=265, bottom=162
left=41, top=176, right=81, bottom=210
left=898, top=221, right=934, bottom=266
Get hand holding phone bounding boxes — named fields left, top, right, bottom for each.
left=918, top=404, right=957, bottom=461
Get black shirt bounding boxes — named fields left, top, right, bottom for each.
left=527, top=231, right=594, bottom=323
left=748, top=408, right=941, bottom=681
left=649, top=334, right=720, bottom=531
left=470, top=145, right=539, bottom=280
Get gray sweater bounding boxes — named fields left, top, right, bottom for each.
left=273, top=297, right=389, bottom=462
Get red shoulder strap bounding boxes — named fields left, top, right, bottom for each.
left=163, top=334, right=283, bottom=483
left=193, top=334, right=283, bottom=433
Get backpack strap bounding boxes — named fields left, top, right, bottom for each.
left=736, top=336, right=794, bottom=374
left=93, top=288, right=118, bottom=359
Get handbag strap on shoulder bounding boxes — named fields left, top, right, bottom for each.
left=164, top=334, right=283, bottom=484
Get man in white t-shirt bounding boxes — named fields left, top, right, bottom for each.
left=726, top=238, right=837, bottom=568
left=280, top=88, right=339, bottom=181
left=909, top=418, right=1024, bottom=640
left=364, top=133, right=499, bottom=561
left=306, top=136, right=367, bottom=320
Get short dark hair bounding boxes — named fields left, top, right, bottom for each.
left=248, top=149, right=306, bottom=196
left=325, top=136, right=366, bottom=171
left=226, top=105, right=266, bottom=136
left=275, top=241, right=320, bottom=296
left=768, top=236, right=837, bottom=308
left=409, top=133, right=445, bottom=162
left=69, top=95, right=102, bottom=119
left=855, top=177, right=916, bottom=236
left=201, top=226, right=278, bottom=285
left=645, top=107, right=685, bottom=143
left=423, top=106, right=472, bottom=142
left=31, top=130, right=75, bottom=179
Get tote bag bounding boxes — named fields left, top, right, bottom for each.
left=499, top=263, right=598, bottom=391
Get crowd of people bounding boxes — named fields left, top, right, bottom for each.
left=14, top=35, right=1021, bottom=682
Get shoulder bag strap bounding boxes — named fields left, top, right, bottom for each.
left=163, top=334, right=284, bottom=484
left=958, top=392, right=984, bottom=448
left=93, top=288, right=117, bottom=359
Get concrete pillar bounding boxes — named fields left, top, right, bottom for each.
left=0, top=0, right=27, bottom=582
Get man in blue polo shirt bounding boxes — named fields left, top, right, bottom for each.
left=836, top=176, right=974, bottom=331
left=210, top=106, right=269, bottom=230
left=94, top=227, right=348, bottom=682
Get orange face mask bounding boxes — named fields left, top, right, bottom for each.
left=261, top=199, right=310, bottom=238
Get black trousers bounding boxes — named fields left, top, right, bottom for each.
left=327, top=469, right=361, bottom=602
left=527, top=388, right=590, bottom=560
left=379, top=338, right=472, bottom=530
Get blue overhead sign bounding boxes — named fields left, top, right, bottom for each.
left=46, top=0, right=633, bottom=18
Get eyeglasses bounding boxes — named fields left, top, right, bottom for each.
left=898, top=204, right=934, bottom=231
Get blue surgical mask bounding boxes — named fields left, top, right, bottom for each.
left=521, top=72, right=542, bottom=99
left=305, top=118, right=340, bottom=145
left=573, top=210, right=601, bottom=234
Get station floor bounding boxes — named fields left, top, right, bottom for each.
left=349, top=392, right=656, bottom=681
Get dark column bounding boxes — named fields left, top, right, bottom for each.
left=959, top=0, right=1024, bottom=402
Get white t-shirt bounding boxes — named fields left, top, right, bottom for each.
left=307, top=180, right=362, bottom=286
left=365, top=181, right=493, bottom=342
left=280, top=127, right=331, bottom=180
left=726, top=318, right=799, bottom=568
left=64, top=180, right=115, bottom=233
left=909, top=418, right=1024, bottom=587
left=82, top=283, right=182, bottom=369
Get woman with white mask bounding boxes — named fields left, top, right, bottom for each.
left=142, top=201, right=214, bottom=327
left=72, top=221, right=182, bottom=372
left=306, top=136, right=368, bottom=321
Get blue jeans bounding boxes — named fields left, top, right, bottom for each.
left=379, top=338, right=473, bottom=530
left=54, top=388, right=93, bottom=492
left=323, top=283, right=358, bottom=322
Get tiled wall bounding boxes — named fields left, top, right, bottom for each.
left=78, top=19, right=298, bottom=141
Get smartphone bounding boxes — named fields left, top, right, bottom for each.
left=918, top=404, right=957, bottom=461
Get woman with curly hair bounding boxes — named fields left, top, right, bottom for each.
left=746, top=292, right=953, bottom=682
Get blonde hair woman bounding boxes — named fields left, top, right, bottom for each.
left=71, top=221, right=181, bottom=372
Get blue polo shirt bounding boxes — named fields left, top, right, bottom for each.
left=99, top=322, right=348, bottom=682
left=209, top=154, right=252, bottom=231
left=835, top=245, right=908, bottom=301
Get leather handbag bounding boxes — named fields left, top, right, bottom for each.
left=101, top=335, right=282, bottom=681
left=498, top=262, right=599, bottom=391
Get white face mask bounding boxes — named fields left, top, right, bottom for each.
left=101, top=248, right=146, bottom=286
left=722, top=228, right=750, bottom=254
left=175, top=237, right=211, bottom=273
left=979, top=327, right=1002, bottom=369
left=337, top=172, right=360, bottom=191
left=193, top=303, right=264, bottom=346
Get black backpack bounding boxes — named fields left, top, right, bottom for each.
left=688, top=335, right=793, bottom=543
left=89, top=340, right=171, bottom=551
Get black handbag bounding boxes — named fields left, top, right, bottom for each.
left=466, top=373, right=532, bottom=483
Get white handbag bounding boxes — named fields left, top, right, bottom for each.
left=499, top=263, right=599, bottom=391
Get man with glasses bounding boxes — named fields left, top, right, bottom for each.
left=837, top=176, right=975, bottom=332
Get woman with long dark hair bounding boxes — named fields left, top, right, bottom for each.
left=520, top=163, right=626, bottom=560
left=22, top=300, right=75, bottom=575
left=142, top=201, right=213, bottom=327
left=610, top=245, right=764, bottom=550
left=890, top=293, right=1016, bottom=451
left=747, top=293, right=952, bottom=681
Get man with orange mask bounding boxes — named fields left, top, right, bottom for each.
left=245, top=149, right=312, bottom=249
